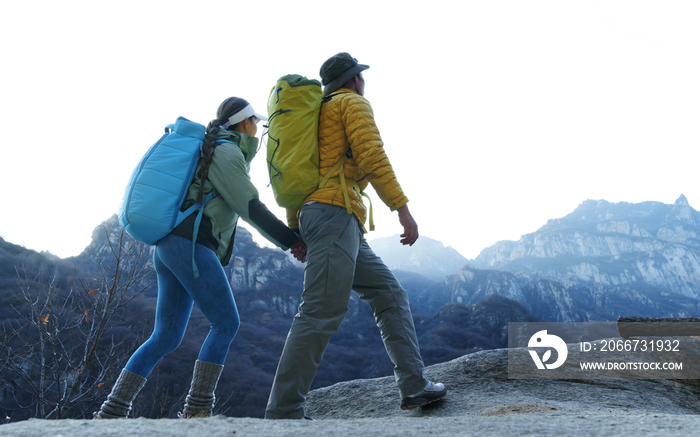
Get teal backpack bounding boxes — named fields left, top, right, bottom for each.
left=119, top=116, right=225, bottom=277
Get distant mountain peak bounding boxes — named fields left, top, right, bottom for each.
left=664, top=194, right=698, bottom=229
left=369, top=234, right=468, bottom=281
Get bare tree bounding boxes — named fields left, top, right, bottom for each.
left=1, top=228, right=153, bottom=419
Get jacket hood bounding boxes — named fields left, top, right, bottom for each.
left=216, top=129, right=259, bottom=163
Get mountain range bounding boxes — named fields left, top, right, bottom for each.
left=2, top=194, right=699, bottom=420
left=369, top=194, right=700, bottom=323
left=463, top=194, right=700, bottom=321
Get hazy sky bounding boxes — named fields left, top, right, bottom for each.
left=1, top=1, right=698, bottom=260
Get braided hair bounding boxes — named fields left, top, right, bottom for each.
left=196, top=97, right=250, bottom=202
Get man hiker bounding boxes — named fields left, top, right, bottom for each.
left=264, top=52, right=446, bottom=419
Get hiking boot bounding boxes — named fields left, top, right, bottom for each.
left=93, top=369, right=147, bottom=419
left=180, top=360, right=224, bottom=418
left=400, top=381, right=446, bottom=410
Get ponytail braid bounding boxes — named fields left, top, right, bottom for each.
left=195, top=96, right=251, bottom=202
left=196, top=119, right=223, bottom=202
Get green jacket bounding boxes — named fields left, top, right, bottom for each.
left=177, top=129, right=297, bottom=266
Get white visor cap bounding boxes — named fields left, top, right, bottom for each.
left=223, top=104, right=268, bottom=129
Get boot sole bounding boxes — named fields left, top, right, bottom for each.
left=400, top=391, right=447, bottom=410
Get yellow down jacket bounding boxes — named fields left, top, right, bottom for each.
left=286, top=88, right=408, bottom=229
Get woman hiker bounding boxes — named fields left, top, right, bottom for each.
left=94, top=97, right=306, bottom=419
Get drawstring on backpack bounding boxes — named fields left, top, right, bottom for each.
left=264, top=106, right=293, bottom=186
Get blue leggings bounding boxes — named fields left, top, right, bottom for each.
left=125, top=234, right=240, bottom=378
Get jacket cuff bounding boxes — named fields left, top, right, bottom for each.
left=389, top=197, right=409, bottom=212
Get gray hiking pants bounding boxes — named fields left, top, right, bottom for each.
left=264, top=203, right=428, bottom=419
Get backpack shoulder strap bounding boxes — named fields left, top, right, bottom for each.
left=321, top=92, right=348, bottom=103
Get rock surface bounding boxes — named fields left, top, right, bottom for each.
left=305, top=347, right=700, bottom=419
left=3, top=345, right=700, bottom=436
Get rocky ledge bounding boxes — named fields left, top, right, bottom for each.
left=307, top=345, right=700, bottom=419
left=2, top=344, right=700, bottom=437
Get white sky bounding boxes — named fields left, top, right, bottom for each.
left=1, top=0, right=698, bottom=260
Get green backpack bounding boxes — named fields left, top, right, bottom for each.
left=266, top=74, right=320, bottom=210
left=265, top=74, right=373, bottom=228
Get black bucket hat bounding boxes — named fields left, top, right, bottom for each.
left=319, top=52, right=369, bottom=97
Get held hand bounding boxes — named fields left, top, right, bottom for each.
left=397, top=204, right=419, bottom=246
left=290, top=236, right=307, bottom=263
